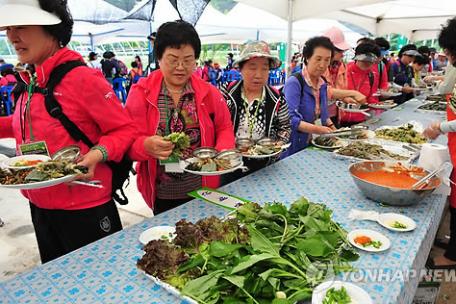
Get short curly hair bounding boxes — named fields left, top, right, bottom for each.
left=439, top=17, right=456, bottom=60
left=302, top=36, right=334, bottom=64
left=154, top=20, right=201, bottom=60
left=39, top=0, right=73, bottom=46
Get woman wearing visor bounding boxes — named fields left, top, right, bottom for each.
left=0, top=0, right=136, bottom=263
left=339, top=42, right=381, bottom=126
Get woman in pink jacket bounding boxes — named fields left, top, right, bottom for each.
left=126, top=21, right=235, bottom=214
left=0, top=0, right=136, bottom=263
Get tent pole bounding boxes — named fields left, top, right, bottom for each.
left=286, top=0, right=293, bottom=77
left=89, top=33, right=94, bottom=51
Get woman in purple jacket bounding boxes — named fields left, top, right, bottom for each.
left=282, top=36, right=337, bottom=158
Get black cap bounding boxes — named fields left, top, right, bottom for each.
left=89, top=51, right=98, bottom=57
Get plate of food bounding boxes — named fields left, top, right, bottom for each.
left=0, top=160, right=87, bottom=190
left=377, top=88, right=401, bottom=98
left=375, top=123, right=426, bottom=144
left=312, top=136, right=345, bottom=150
left=182, top=150, right=244, bottom=176
left=236, top=138, right=287, bottom=159
left=312, top=281, right=373, bottom=304
left=336, top=100, right=370, bottom=115
left=417, top=101, right=446, bottom=112
left=368, top=100, right=397, bottom=110
left=2, top=154, right=51, bottom=170
left=334, top=141, right=412, bottom=162
left=377, top=213, right=416, bottom=232
left=348, top=229, right=391, bottom=252
left=334, top=127, right=375, bottom=140
left=139, top=226, right=176, bottom=246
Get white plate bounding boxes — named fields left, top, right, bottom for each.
left=377, top=213, right=416, bottom=232
left=181, top=158, right=244, bottom=176
left=139, top=226, right=176, bottom=246
left=379, top=91, right=401, bottom=98
left=311, top=138, right=345, bottom=150
left=2, top=155, right=51, bottom=170
left=368, top=102, right=397, bottom=109
left=312, top=281, right=373, bottom=304
left=242, top=149, right=282, bottom=159
left=348, top=229, right=391, bottom=252
left=0, top=174, right=76, bottom=190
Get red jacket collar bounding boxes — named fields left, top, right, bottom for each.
left=19, top=47, right=85, bottom=86
left=136, top=69, right=210, bottom=106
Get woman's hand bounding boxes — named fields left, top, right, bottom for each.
left=312, top=125, right=333, bottom=134
left=144, top=135, right=174, bottom=160
left=351, top=90, right=367, bottom=104
left=76, top=149, right=104, bottom=180
left=402, top=86, right=414, bottom=94
left=423, top=122, right=442, bottom=139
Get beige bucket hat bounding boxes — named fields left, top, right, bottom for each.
left=233, top=41, right=281, bottom=69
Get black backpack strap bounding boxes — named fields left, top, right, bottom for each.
left=368, top=71, right=374, bottom=88
left=43, top=61, right=94, bottom=148
left=292, top=72, right=305, bottom=96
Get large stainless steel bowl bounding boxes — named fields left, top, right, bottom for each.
left=349, top=161, right=441, bottom=206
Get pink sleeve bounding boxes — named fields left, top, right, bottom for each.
left=81, top=72, right=137, bottom=162
left=0, top=78, right=6, bottom=87
left=125, top=84, right=152, bottom=161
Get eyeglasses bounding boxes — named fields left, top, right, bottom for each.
left=163, top=57, right=196, bottom=69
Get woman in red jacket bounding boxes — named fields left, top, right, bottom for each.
left=126, top=21, right=235, bottom=215
left=0, top=0, right=136, bottom=263
left=339, top=42, right=381, bottom=126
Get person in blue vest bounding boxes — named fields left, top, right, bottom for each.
left=282, top=36, right=337, bottom=158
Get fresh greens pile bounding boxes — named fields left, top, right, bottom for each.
left=322, top=286, right=351, bottom=304
left=164, top=132, right=190, bottom=158
left=137, top=198, right=359, bottom=304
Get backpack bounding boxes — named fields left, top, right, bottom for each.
left=21, top=60, right=133, bottom=205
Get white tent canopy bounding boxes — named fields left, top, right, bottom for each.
left=321, top=0, right=456, bottom=40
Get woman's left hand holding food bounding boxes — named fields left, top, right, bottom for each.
left=76, top=149, right=104, bottom=180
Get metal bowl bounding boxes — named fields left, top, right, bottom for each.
left=257, top=137, right=275, bottom=147
left=236, top=138, right=254, bottom=152
left=349, top=160, right=441, bottom=206
left=52, top=145, right=80, bottom=162
left=193, top=147, right=217, bottom=159
left=215, top=149, right=243, bottom=167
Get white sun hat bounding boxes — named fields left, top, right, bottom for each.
left=0, top=0, right=61, bottom=30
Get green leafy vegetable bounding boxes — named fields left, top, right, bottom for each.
left=137, top=198, right=359, bottom=303
left=163, top=132, right=190, bottom=158
left=391, top=221, right=407, bottom=229
left=322, top=286, right=351, bottom=304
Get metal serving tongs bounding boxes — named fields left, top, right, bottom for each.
left=411, top=162, right=449, bottom=190
left=319, top=125, right=369, bottom=138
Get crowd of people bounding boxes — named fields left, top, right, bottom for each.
left=0, top=0, right=456, bottom=272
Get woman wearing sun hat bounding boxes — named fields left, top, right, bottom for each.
left=220, top=41, right=291, bottom=181
left=0, top=0, right=136, bottom=263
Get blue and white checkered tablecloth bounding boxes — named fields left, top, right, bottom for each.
left=0, top=98, right=448, bottom=304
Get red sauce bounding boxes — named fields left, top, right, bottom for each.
left=354, top=169, right=440, bottom=189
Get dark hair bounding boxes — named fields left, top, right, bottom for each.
left=355, top=42, right=381, bottom=57
left=38, top=0, right=73, bottom=46
left=398, top=44, right=417, bottom=57
left=374, top=37, right=390, bottom=50
left=89, top=52, right=97, bottom=61
left=390, top=52, right=395, bottom=57
left=302, top=36, right=334, bottom=64
left=413, top=55, right=429, bottom=65
left=439, top=17, right=456, bottom=59
left=357, top=37, right=375, bottom=45
left=417, top=45, right=430, bottom=56
left=155, top=20, right=201, bottom=60
left=135, top=55, right=142, bottom=63
left=131, top=61, right=138, bottom=68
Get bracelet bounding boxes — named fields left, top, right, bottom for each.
left=91, top=145, right=108, bottom=162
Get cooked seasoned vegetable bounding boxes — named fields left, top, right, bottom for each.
left=418, top=102, right=446, bottom=112
left=323, top=286, right=351, bottom=304
left=138, top=198, right=359, bottom=303
left=336, top=142, right=408, bottom=160
left=164, top=132, right=191, bottom=158
left=391, top=221, right=407, bottom=229
left=314, top=136, right=342, bottom=148
left=375, top=124, right=426, bottom=144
